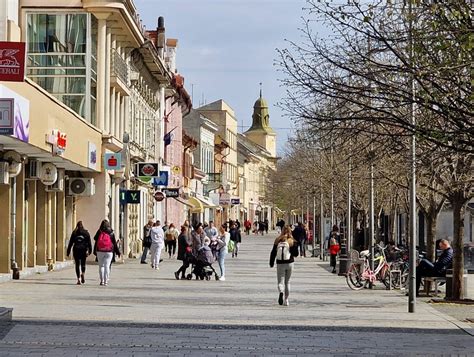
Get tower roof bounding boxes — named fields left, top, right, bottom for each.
left=246, top=89, right=274, bottom=134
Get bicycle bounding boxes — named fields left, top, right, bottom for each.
left=346, top=244, right=391, bottom=290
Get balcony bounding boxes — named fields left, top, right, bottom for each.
left=207, top=173, right=222, bottom=183
left=110, top=48, right=130, bottom=95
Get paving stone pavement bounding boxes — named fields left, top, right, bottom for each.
left=0, top=232, right=473, bottom=356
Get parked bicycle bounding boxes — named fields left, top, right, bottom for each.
left=346, top=244, right=391, bottom=290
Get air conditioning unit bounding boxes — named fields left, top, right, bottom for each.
left=46, top=169, right=65, bottom=192
left=0, top=162, right=9, bottom=185
left=67, top=177, right=95, bottom=197
left=25, top=159, right=42, bottom=180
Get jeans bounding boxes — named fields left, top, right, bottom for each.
left=150, top=243, right=163, bottom=268
left=299, top=239, right=306, bottom=257
left=165, top=240, right=177, bottom=257
left=218, top=250, right=226, bottom=277
left=416, top=259, right=443, bottom=294
left=233, top=242, right=240, bottom=256
left=176, top=260, right=189, bottom=278
left=276, top=262, right=294, bottom=298
left=330, top=254, right=337, bottom=268
left=97, top=251, right=113, bottom=284
left=73, top=251, right=87, bottom=278
left=141, top=246, right=149, bottom=262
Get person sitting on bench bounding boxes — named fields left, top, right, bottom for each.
left=416, top=239, right=453, bottom=296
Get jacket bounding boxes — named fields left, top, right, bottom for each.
left=177, top=233, right=191, bottom=261
left=269, top=237, right=299, bottom=267
left=229, top=228, right=241, bottom=243
left=67, top=230, right=92, bottom=256
left=434, top=247, right=453, bottom=274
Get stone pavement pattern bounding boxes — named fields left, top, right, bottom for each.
left=0, top=233, right=473, bottom=356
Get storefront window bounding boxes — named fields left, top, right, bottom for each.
left=26, top=13, right=97, bottom=124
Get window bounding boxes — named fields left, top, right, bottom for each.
left=26, top=12, right=97, bottom=124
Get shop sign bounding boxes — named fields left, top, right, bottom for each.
left=40, top=163, right=58, bottom=186
left=231, top=198, right=240, bottom=205
left=152, top=171, right=169, bottom=186
left=45, top=129, right=67, bottom=156
left=120, top=190, right=141, bottom=204
left=136, top=162, right=159, bottom=178
left=162, top=188, right=179, bottom=198
left=88, top=142, right=97, bottom=170
left=0, top=85, right=29, bottom=142
left=154, top=191, right=165, bottom=202
left=0, top=42, right=26, bottom=82
left=104, top=153, right=122, bottom=170
left=0, top=98, right=13, bottom=134
left=219, top=193, right=231, bottom=205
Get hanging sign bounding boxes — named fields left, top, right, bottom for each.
left=120, top=190, right=141, bottom=204
left=0, top=42, right=26, bottom=82
left=104, top=153, right=122, bottom=170
left=162, top=188, right=179, bottom=198
left=154, top=191, right=165, bottom=202
left=136, top=163, right=159, bottom=178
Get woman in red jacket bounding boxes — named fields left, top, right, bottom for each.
left=329, top=237, right=340, bottom=273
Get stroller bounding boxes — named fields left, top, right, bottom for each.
left=187, top=244, right=219, bottom=281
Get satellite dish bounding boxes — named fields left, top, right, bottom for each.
left=3, top=151, right=22, bottom=177
left=40, top=163, right=58, bottom=185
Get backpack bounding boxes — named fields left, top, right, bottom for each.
left=97, top=231, right=113, bottom=252
left=227, top=239, right=235, bottom=253
left=73, top=235, right=87, bottom=252
left=276, top=241, right=291, bottom=261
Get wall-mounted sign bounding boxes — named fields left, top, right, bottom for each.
left=104, top=153, right=122, bottom=170
left=0, top=98, right=13, bottom=135
left=162, top=188, right=179, bottom=198
left=231, top=198, right=240, bottom=205
left=88, top=142, right=97, bottom=170
left=154, top=191, right=165, bottom=202
left=152, top=171, right=169, bottom=186
left=45, top=129, right=67, bottom=156
left=171, top=165, right=181, bottom=175
left=136, top=162, right=159, bottom=178
left=219, top=193, right=231, bottom=206
left=0, top=42, right=26, bottom=82
left=120, top=190, right=140, bottom=204
left=0, top=85, right=29, bottom=142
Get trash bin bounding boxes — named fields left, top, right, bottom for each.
left=338, top=243, right=349, bottom=276
left=445, top=269, right=468, bottom=299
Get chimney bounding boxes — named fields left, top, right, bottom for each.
left=157, top=16, right=165, bottom=59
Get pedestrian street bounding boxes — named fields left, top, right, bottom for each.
left=0, top=232, right=473, bottom=356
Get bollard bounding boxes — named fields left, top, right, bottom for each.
left=445, top=269, right=468, bottom=300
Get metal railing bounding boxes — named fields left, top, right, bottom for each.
left=111, top=48, right=129, bottom=84
left=207, top=173, right=222, bottom=183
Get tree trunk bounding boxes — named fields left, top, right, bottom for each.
left=425, top=211, right=437, bottom=262
left=451, top=194, right=465, bottom=300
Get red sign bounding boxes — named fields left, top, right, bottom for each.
left=154, top=191, right=165, bottom=202
left=0, top=42, right=26, bottom=82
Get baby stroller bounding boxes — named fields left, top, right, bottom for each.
left=187, top=244, right=219, bottom=281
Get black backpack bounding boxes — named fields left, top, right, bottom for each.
left=74, top=234, right=87, bottom=251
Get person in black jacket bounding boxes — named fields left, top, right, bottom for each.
left=229, top=222, right=242, bottom=258
left=292, top=222, right=307, bottom=258
left=175, top=226, right=192, bottom=280
left=270, top=225, right=299, bottom=306
left=67, top=221, right=92, bottom=285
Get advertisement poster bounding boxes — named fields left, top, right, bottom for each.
left=0, top=84, right=29, bottom=142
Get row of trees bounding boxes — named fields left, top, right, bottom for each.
left=271, top=0, right=473, bottom=300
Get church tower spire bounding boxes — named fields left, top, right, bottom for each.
left=244, top=84, right=277, bottom=157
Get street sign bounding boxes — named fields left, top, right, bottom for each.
left=154, top=191, right=165, bottom=202
left=120, top=190, right=140, bottom=204
left=231, top=198, right=240, bottom=205
left=162, top=188, right=179, bottom=198
left=219, top=193, right=231, bottom=205
left=152, top=171, right=169, bottom=186
left=136, top=163, right=159, bottom=178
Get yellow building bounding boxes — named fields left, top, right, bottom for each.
left=0, top=0, right=183, bottom=276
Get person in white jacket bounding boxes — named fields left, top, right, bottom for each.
left=217, top=224, right=230, bottom=281
left=150, top=220, right=165, bottom=270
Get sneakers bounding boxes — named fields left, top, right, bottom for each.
left=76, top=280, right=81, bottom=285
left=283, top=299, right=289, bottom=306
left=219, top=276, right=225, bottom=281
left=140, top=261, right=147, bottom=264
left=174, top=271, right=180, bottom=280
left=278, top=292, right=284, bottom=305
left=331, top=268, right=336, bottom=274
left=80, top=274, right=85, bottom=284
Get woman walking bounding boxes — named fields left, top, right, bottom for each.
left=150, top=220, right=165, bottom=270
left=269, top=225, right=299, bottom=306
left=216, top=224, right=230, bottom=281
left=165, top=223, right=179, bottom=259
left=93, top=219, right=121, bottom=286
left=175, top=226, right=191, bottom=279
left=66, top=221, right=92, bottom=285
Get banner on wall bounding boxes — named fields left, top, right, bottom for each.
left=0, top=42, right=26, bottom=82
left=0, top=85, right=29, bottom=142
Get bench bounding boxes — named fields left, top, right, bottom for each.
left=423, top=276, right=446, bottom=296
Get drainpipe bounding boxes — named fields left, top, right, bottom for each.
left=11, top=176, right=19, bottom=279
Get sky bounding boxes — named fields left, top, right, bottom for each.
left=133, top=0, right=308, bottom=154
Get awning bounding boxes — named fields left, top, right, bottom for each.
left=196, top=195, right=219, bottom=209
left=173, top=196, right=193, bottom=208
left=187, top=196, right=204, bottom=213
